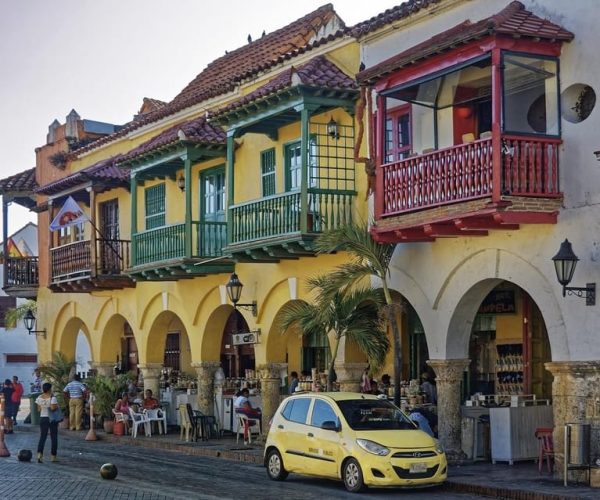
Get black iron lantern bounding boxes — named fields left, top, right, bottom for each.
left=225, top=272, right=243, bottom=305
left=551, top=239, right=595, bottom=305
left=225, top=273, right=257, bottom=316
left=327, top=116, right=339, bottom=140
left=177, top=175, right=185, bottom=192
left=552, top=239, right=579, bottom=289
left=23, top=309, right=47, bottom=338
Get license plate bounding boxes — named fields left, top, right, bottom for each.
left=409, top=462, right=428, bottom=473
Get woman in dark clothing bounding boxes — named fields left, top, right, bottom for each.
left=2, top=379, right=15, bottom=433
left=35, top=382, right=59, bottom=462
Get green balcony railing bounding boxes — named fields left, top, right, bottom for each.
left=132, top=221, right=227, bottom=267
left=229, top=189, right=355, bottom=245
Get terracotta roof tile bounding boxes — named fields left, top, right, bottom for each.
left=171, top=4, right=342, bottom=107
left=73, top=5, right=346, bottom=157
left=35, top=156, right=129, bottom=195
left=358, top=1, right=574, bottom=84
left=351, top=0, right=443, bottom=37
left=213, top=55, right=357, bottom=118
left=118, top=116, right=226, bottom=164
left=0, top=168, right=37, bottom=193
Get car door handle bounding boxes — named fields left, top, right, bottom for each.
left=277, top=425, right=284, bottom=429
left=307, top=432, right=314, bottom=437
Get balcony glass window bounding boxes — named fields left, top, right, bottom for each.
left=144, top=183, right=165, bottom=230
left=502, top=54, right=559, bottom=136
left=385, top=106, right=411, bottom=162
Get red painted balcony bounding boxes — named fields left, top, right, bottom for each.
left=373, top=134, right=562, bottom=242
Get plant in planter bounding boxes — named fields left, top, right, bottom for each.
left=85, top=374, right=129, bottom=433
left=38, top=352, right=76, bottom=426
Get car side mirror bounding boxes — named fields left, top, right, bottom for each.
left=321, top=420, right=340, bottom=432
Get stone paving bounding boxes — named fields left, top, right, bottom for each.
left=0, top=428, right=487, bottom=499
left=4, top=421, right=600, bottom=499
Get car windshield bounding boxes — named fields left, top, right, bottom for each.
left=336, top=399, right=417, bottom=431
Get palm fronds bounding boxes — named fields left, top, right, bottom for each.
left=4, top=300, right=37, bottom=329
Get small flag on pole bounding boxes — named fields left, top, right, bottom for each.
left=49, top=196, right=89, bottom=231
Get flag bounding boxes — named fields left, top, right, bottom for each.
left=6, top=238, right=22, bottom=257
left=49, top=196, right=89, bottom=231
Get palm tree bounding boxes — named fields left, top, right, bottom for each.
left=314, top=221, right=403, bottom=404
left=38, top=352, right=77, bottom=415
left=4, top=299, right=37, bottom=329
left=278, top=275, right=389, bottom=391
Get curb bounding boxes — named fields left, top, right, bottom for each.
left=444, top=479, right=582, bottom=500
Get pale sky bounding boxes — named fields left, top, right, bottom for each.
left=0, top=0, right=400, bottom=236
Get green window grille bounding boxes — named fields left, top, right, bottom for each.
left=144, top=183, right=165, bottom=229
left=261, top=149, right=276, bottom=196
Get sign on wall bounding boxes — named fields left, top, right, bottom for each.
left=477, top=290, right=516, bottom=315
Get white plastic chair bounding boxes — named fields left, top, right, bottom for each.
left=128, top=407, right=151, bottom=438
left=144, top=408, right=167, bottom=435
left=236, top=413, right=261, bottom=444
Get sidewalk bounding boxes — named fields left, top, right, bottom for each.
left=11, top=423, right=600, bottom=499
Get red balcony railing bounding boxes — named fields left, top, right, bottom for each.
left=380, top=135, right=561, bottom=217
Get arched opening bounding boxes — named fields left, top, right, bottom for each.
left=99, top=314, right=138, bottom=376
left=465, top=282, right=552, bottom=401
left=220, top=309, right=255, bottom=379
left=56, top=317, right=92, bottom=377
left=146, top=311, right=192, bottom=388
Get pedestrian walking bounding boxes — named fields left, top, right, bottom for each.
left=63, top=374, right=87, bottom=431
left=35, top=382, right=59, bottom=462
left=11, top=376, right=24, bottom=425
left=1, top=379, right=14, bottom=433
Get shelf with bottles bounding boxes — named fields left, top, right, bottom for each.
left=495, top=343, right=524, bottom=395
left=222, top=376, right=261, bottom=395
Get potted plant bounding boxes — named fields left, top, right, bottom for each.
left=85, top=374, right=129, bottom=433
left=37, top=352, right=76, bottom=428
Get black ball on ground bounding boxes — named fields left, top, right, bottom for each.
left=100, top=463, right=118, bottom=479
left=17, top=449, right=32, bottom=462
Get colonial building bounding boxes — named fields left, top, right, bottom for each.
left=356, top=0, right=600, bottom=471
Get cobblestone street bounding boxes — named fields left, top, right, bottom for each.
left=0, top=431, right=489, bottom=500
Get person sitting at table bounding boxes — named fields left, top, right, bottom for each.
left=234, top=388, right=261, bottom=441
left=114, top=392, right=132, bottom=431
left=142, top=389, right=159, bottom=410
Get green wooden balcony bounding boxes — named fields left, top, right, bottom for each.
left=225, top=188, right=355, bottom=261
left=129, top=221, right=234, bottom=280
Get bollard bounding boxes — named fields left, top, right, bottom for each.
left=85, top=393, right=98, bottom=441
left=0, top=395, right=11, bottom=457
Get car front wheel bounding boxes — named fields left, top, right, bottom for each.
left=343, top=458, right=365, bottom=493
left=266, top=448, right=288, bottom=481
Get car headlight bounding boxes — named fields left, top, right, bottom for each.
left=434, top=438, right=444, bottom=455
left=356, top=439, right=390, bottom=456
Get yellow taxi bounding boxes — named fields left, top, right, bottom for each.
left=264, top=392, right=446, bottom=492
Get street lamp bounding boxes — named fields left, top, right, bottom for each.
left=327, top=116, right=339, bottom=140
left=23, top=309, right=47, bottom=338
left=225, top=273, right=257, bottom=316
left=552, top=239, right=595, bottom=306
left=177, top=175, right=185, bottom=192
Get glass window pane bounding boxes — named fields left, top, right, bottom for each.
left=288, top=398, right=311, bottom=424
left=503, top=54, right=559, bottom=135
left=311, top=400, right=338, bottom=427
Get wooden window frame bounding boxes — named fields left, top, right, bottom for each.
left=260, top=148, right=276, bottom=196
left=144, top=183, right=166, bottom=230
left=384, top=104, right=412, bottom=163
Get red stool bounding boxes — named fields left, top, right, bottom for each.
left=113, top=420, right=125, bottom=436
left=535, top=427, right=554, bottom=473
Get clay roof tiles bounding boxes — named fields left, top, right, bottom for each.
left=351, top=0, right=443, bottom=37
left=358, top=1, right=574, bottom=84
left=35, top=156, right=129, bottom=195
left=0, top=167, right=37, bottom=193
left=118, top=115, right=226, bottom=164
left=73, top=4, right=346, bottom=157
left=213, top=55, right=357, bottom=118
